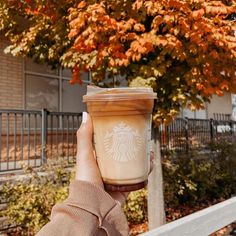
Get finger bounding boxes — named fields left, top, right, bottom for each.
left=76, top=112, right=93, bottom=161
left=76, top=112, right=103, bottom=187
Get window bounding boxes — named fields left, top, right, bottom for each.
left=24, top=59, right=89, bottom=112
left=25, top=74, right=59, bottom=111
left=62, top=80, right=87, bottom=112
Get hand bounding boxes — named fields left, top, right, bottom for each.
left=75, top=112, right=128, bottom=204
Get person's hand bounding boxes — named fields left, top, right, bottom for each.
left=75, top=112, right=128, bottom=204
left=75, top=112, right=103, bottom=187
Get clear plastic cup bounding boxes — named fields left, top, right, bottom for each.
left=83, top=86, right=156, bottom=191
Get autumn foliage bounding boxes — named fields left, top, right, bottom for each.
left=0, top=0, right=236, bottom=124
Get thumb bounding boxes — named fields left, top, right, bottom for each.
left=76, top=112, right=93, bottom=159
left=75, top=112, right=103, bottom=187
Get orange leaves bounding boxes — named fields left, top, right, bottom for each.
left=155, top=36, right=168, bottom=47
left=69, top=13, right=87, bottom=37
left=196, top=83, right=204, bottom=91
left=132, top=0, right=143, bottom=10
left=220, top=81, right=229, bottom=91
left=192, top=9, right=205, bottom=20
left=178, top=17, right=190, bottom=34
left=25, top=8, right=40, bottom=15
left=3, top=0, right=236, bottom=124
left=77, top=1, right=86, bottom=9
left=209, top=50, right=220, bottom=60
left=196, top=78, right=229, bottom=97
left=68, top=29, right=78, bottom=38
left=70, top=66, right=83, bottom=85
left=205, top=5, right=234, bottom=16
left=126, top=36, right=154, bottom=62
left=134, top=23, right=145, bottom=32
left=168, top=0, right=190, bottom=13
left=215, top=90, right=224, bottom=96
left=152, top=15, right=163, bottom=30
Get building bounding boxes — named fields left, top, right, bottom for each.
left=0, top=37, right=87, bottom=113
left=0, top=37, right=234, bottom=120
left=181, top=93, right=233, bottom=120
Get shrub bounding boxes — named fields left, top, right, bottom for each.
left=123, top=189, right=147, bottom=224
left=163, top=141, right=236, bottom=207
left=1, top=140, right=236, bottom=232
left=1, top=160, right=72, bottom=236
left=124, top=140, right=236, bottom=223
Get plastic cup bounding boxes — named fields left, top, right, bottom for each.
left=83, top=86, right=156, bottom=191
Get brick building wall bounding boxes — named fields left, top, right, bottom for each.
left=0, top=38, right=23, bottom=109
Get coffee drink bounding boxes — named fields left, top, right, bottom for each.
left=83, top=86, right=156, bottom=191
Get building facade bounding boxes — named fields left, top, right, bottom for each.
left=0, top=37, right=87, bottom=113
left=0, top=37, right=234, bottom=120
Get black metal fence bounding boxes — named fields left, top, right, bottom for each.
left=159, top=118, right=236, bottom=153
left=0, top=109, right=82, bottom=172
left=1, top=109, right=236, bottom=172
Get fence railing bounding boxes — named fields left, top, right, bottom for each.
left=0, top=109, right=82, bottom=172
left=159, top=118, right=236, bottom=153
left=1, top=109, right=236, bottom=172
left=141, top=196, right=236, bottom=236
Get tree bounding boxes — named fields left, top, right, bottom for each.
left=0, top=0, right=236, bottom=124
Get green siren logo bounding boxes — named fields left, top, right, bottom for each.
left=104, top=123, right=142, bottom=162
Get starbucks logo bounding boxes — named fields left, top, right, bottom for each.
left=104, top=123, right=142, bottom=162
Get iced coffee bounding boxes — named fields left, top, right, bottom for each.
left=83, top=86, right=156, bottom=191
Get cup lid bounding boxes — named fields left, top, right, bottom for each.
left=83, top=86, right=157, bottom=102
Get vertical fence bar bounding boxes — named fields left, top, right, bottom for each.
left=14, top=113, right=17, bottom=169
left=6, top=113, right=9, bottom=170
left=41, top=109, right=48, bottom=164
left=34, top=113, right=37, bottom=167
left=230, top=120, right=233, bottom=136
left=166, top=125, right=169, bottom=150
left=210, top=119, right=214, bottom=141
left=28, top=113, right=31, bottom=165
left=67, top=115, right=69, bottom=161
left=51, top=114, right=53, bottom=158
left=0, top=113, right=2, bottom=171
left=184, top=117, right=189, bottom=154
left=72, top=116, right=75, bottom=157
left=21, top=113, right=24, bottom=161
left=56, top=115, right=59, bottom=157
left=62, top=114, right=64, bottom=157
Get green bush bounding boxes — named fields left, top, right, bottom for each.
left=165, top=140, right=236, bottom=206
left=1, top=140, right=236, bottom=233
left=124, top=140, right=236, bottom=223
left=1, top=161, right=72, bottom=236
left=123, top=189, right=147, bottom=223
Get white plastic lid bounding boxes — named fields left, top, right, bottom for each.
left=83, top=86, right=157, bottom=102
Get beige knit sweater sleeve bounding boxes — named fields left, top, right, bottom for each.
left=36, top=180, right=129, bottom=236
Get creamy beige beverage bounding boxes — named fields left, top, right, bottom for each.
left=83, top=86, right=156, bottom=191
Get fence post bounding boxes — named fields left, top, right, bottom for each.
left=148, top=127, right=166, bottom=229
left=184, top=117, right=189, bottom=153
left=0, top=112, right=2, bottom=170
left=210, top=119, right=215, bottom=140
left=230, top=120, right=233, bottom=135
left=41, top=108, right=48, bottom=163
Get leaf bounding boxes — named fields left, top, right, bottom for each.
left=192, top=9, right=205, bottom=19
left=77, top=1, right=86, bottom=9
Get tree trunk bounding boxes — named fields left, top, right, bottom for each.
left=148, top=127, right=166, bottom=230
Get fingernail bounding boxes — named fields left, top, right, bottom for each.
left=82, top=112, right=88, bottom=123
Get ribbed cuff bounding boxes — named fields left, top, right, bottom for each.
left=64, top=180, right=118, bottom=225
